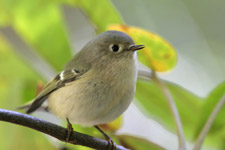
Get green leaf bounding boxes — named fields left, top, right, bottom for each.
left=0, top=122, right=54, bottom=150
left=1, top=0, right=72, bottom=71
left=72, top=0, right=123, bottom=33
left=194, top=81, right=225, bottom=139
left=118, top=135, right=165, bottom=150
left=0, top=42, right=53, bottom=150
left=0, top=35, right=40, bottom=102
left=135, top=79, right=203, bottom=139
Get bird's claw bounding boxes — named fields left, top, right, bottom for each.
left=66, top=118, right=73, bottom=143
left=106, top=136, right=116, bottom=150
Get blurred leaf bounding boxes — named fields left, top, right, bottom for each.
left=0, top=35, right=40, bottom=103
left=0, top=2, right=9, bottom=27
left=135, top=79, right=203, bottom=138
left=99, top=115, right=123, bottom=132
left=0, top=122, right=54, bottom=150
left=70, top=0, right=123, bottom=33
left=108, top=24, right=177, bottom=72
left=0, top=36, right=39, bottom=81
left=194, top=81, right=225, bottom=139
left=1, top=0, right=72, bottom=71
left=118, top=135, right=165, bottom=150
left=0, top=34, right=53, bottom=149
left=66, top=142, right=93, bottom=150
left=21, top=81, right=38, bottom=103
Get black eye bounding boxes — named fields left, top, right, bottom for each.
left=109, top=44, right=123, bottom=53
left=112, top=44, right=119, bottom=52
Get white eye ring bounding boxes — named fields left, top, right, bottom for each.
left=109, top=44, right=123, bottom=53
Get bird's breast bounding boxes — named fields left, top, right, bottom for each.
left=48, top=59, right=137, bottom=126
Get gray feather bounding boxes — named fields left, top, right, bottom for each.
left=26, top=68, right=86, bottom=114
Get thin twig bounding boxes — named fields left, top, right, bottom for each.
left=193, top=93, right=225, bottom=150
left=152, top=71, right=186, bottom=150
left=0, top=109, right=128, bottom=150
left=137, top=70, right=153, bottom=80
left=0, top=27, right=56, bottom=81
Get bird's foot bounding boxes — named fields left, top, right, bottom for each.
left=106, top=136, right=116, bottom=150
left=66, top=118, right=73, bottom=143
left=94, top=125, right=116, bottom=150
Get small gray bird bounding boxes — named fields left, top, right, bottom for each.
left=26, top=30, right=144, bottom=148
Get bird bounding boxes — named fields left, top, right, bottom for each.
left=25, top=30, right=144, bottom=149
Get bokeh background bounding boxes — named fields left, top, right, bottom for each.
left=0, top=0, right=225, bottom=150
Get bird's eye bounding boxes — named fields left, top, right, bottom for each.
left=109, top=44, right=122, bottom=53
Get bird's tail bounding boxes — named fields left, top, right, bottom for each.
left=16, top=103, right=31, bottom=110
left=16, top=100, right=49, bottom=113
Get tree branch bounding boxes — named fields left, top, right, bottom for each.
left=152, top=72, right=186, bottom=150
left=138, top=70, right=153, bottom=80
left=0, top=109, right=128, bottom=150
left=193, top=93, right=225, bottom=150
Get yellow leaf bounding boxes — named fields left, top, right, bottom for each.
left=107, top=24, right=177, bottom=72
left=99, top=116, right=122, bottom=132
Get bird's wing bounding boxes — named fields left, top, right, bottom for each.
left=26, top=69, right=83, bottom=114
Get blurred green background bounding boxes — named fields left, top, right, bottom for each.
left=0, top=0, right=225, bottom=150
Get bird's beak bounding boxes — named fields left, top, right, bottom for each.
left=128, top=44, right=145, bottom=51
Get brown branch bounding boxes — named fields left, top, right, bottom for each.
left=0, top=109, right=128, bottom=150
